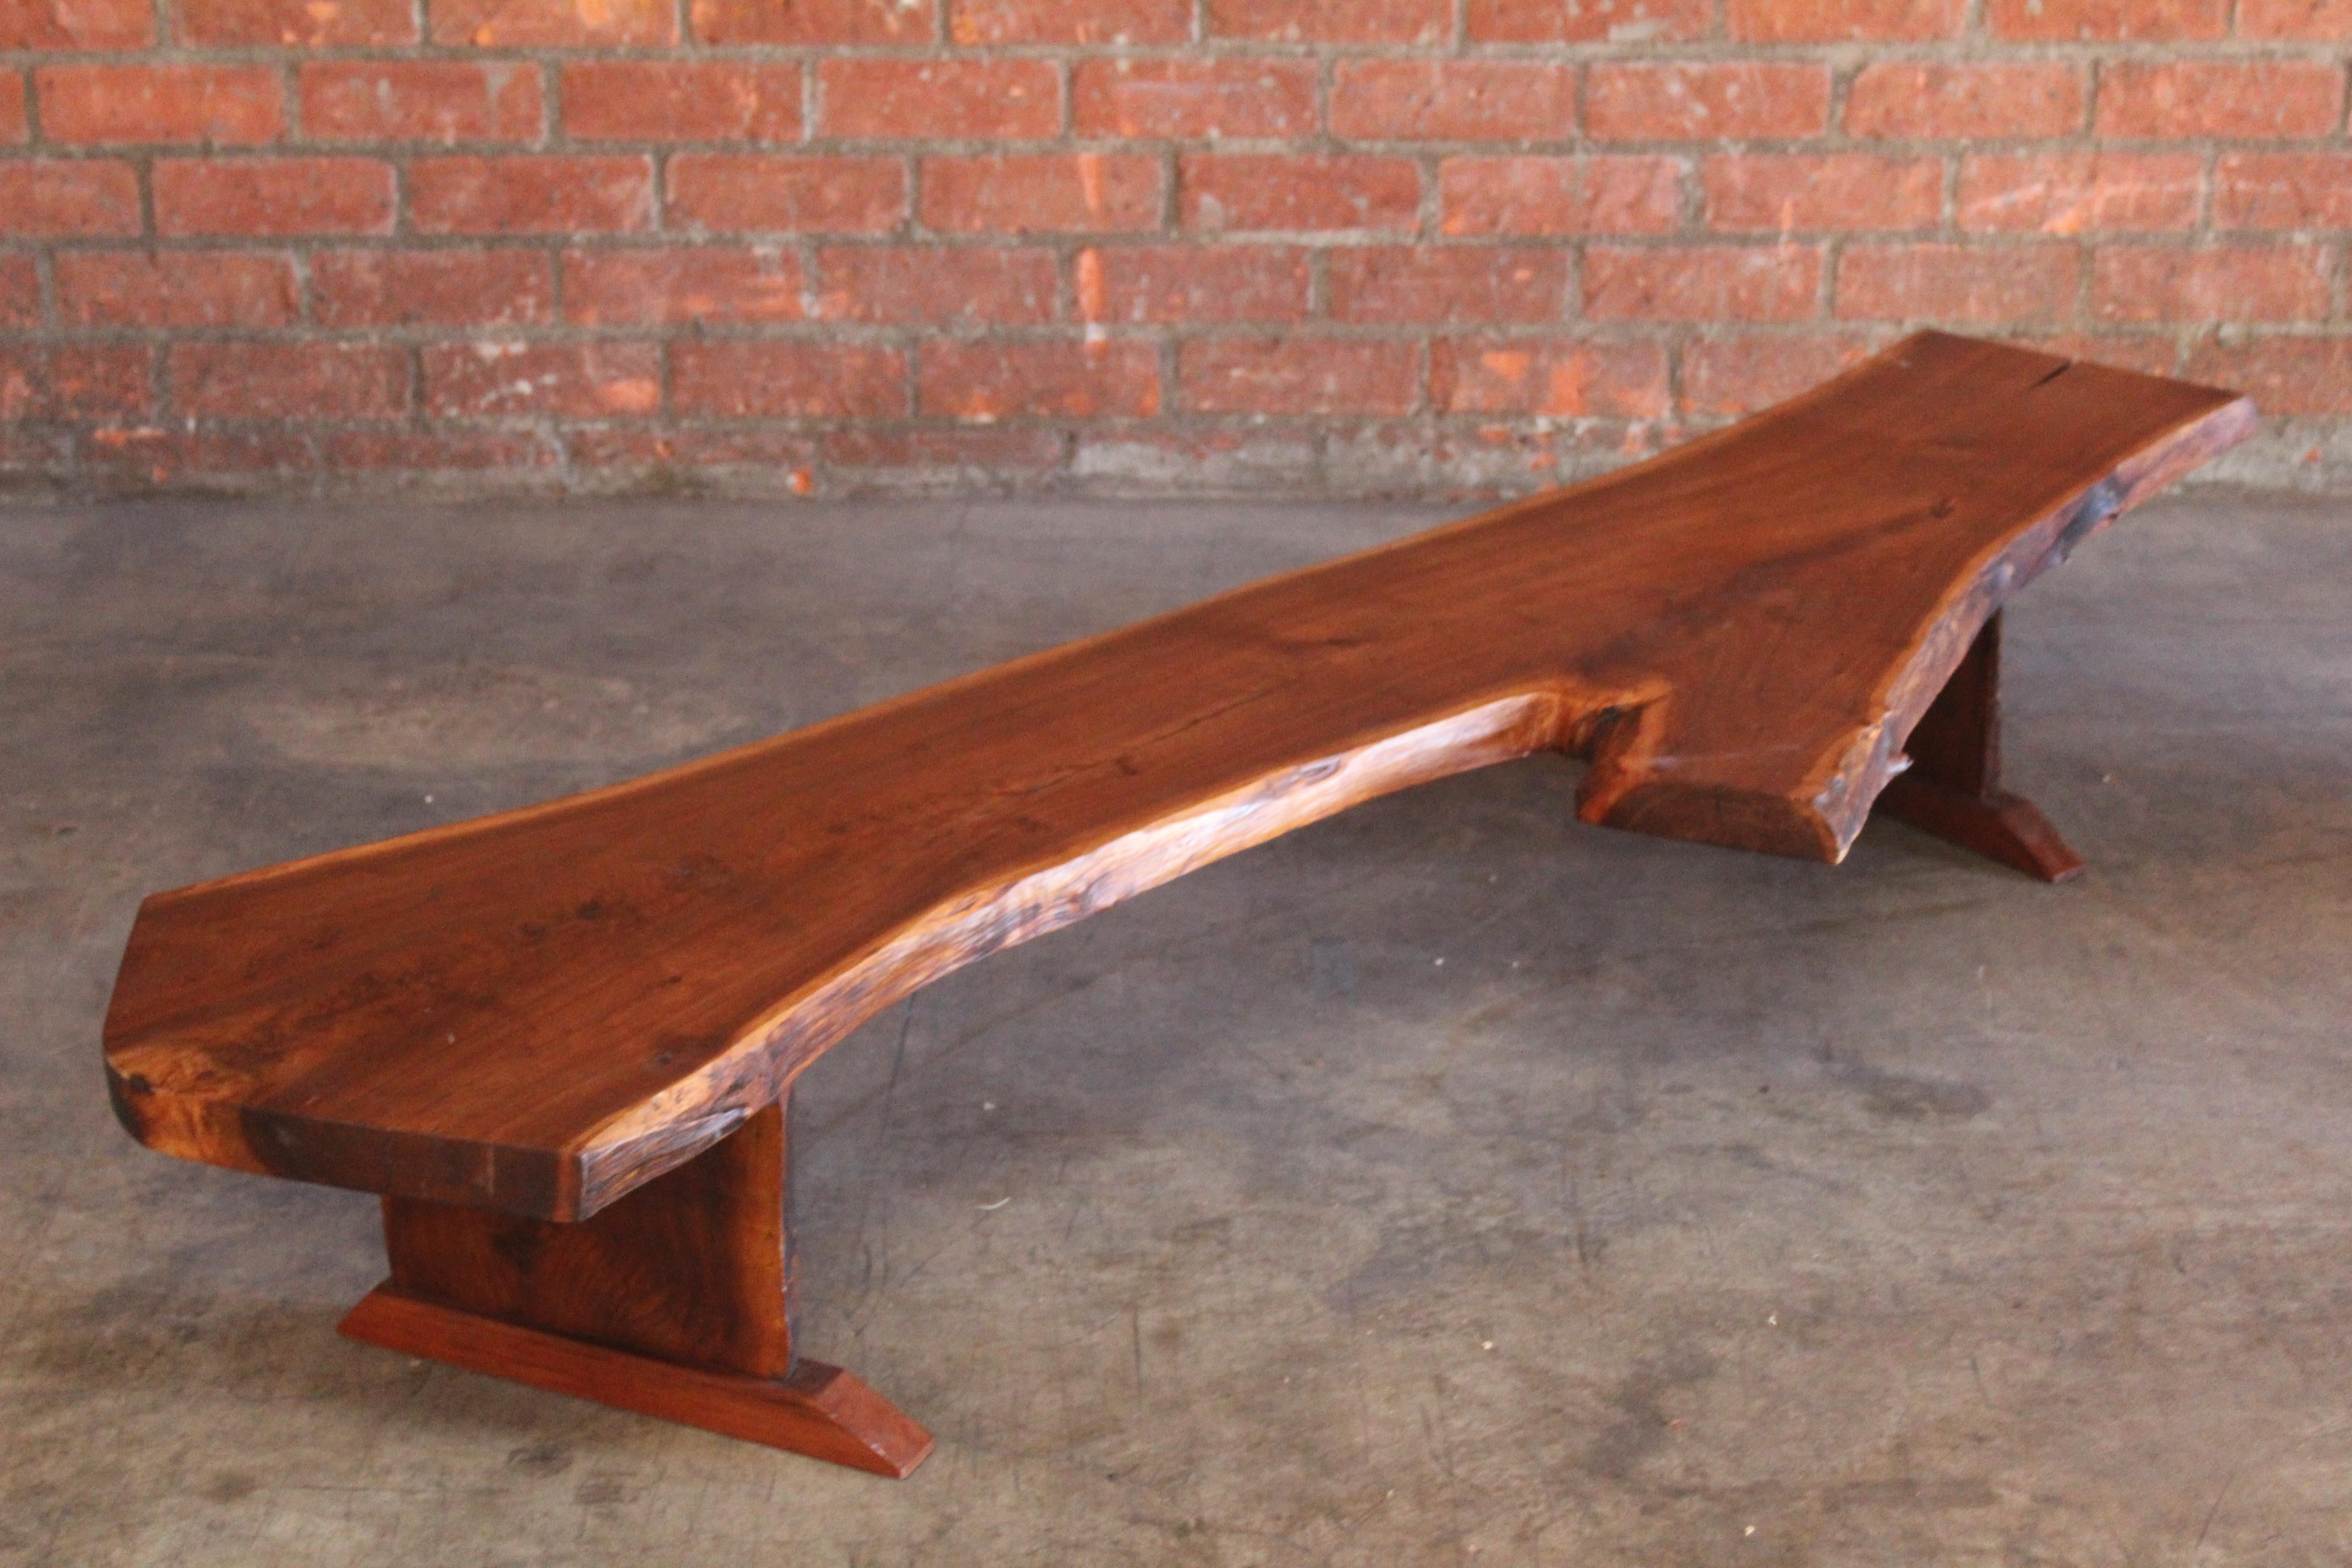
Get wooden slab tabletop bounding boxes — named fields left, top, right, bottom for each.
left=103, top=332, right=2252, bottom=1221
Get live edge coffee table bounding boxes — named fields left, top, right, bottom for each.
left=102, top=333, right=2252, bottom=1477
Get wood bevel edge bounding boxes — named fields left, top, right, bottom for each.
left=338, top=1286, right=935, bottom=1477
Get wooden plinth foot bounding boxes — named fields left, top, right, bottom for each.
left=1874, top=776, right=2085, bottom=883
left=1878, top=609, right=2086, bottom=883
left=340, top=1287, right=932, bottom=1476
left=343, top=1100, right=931, bottom=1477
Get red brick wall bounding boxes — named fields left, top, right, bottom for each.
left=2, top=0, right=2346, bottom=496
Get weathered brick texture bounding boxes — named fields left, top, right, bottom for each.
left=2, top=0, right=2347, bottom=495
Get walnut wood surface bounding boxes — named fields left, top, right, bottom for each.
left=103, top=332, right=2251, bottom=1221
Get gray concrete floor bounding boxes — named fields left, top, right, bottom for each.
left=4, top=489, right=2350, bottom=1566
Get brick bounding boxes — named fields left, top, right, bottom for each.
left=1585, top=245, right=1821, bottom=321
left=38, top=66, right=284, bottom=146
left=819, top=61, right=1060, bottom=141
left=423, top=341, right=663, bottom=418
left=1331, top=61, right=1577, bottom=142
left=171, top=430, right=315, bottom=472
left=1208, top=0, right=1447, bottom=40
left=1681, top=333, right=1877, bottom=416
left=1702, top=154, right=1941, bottom=233
left=431, top=0, right=674, bottom=45
left=1439, top=155, right=1681, bottom=235
left=572, top=426, right=818, bottom=470
left=1836, top=244, right=2077, bottom=322
left=823, top=426, right=1065, bottom=472
left=952, top=0, right=1189, bottom=42
left=2215, top=153, right=2352, bottom=230
left=1328, top=247, right=1566, bottom=323
left=176, top=0, right=415, bottom=45
left=1725, top=0, right=1961, bottom=37
left=1985, top=0, right=2225, bottom=37
left=1179, top=338, right=1416, bottom=416
left=1959, top=153, right=2202, bottom=234
left=0, top=256, right=34, bottom=327
left=170, top=342, right=406, bottom=418
left=410, top=156, right=652, bottom=234
left=154, top=158, right=395, bottom=236
left=53, top=343, right=154, bottom=416
left=325, top=428, right=558, bottom=470
left=0, top=345, right=150, bottom=420
left=1181, top=154, right=1418, bottom=233
left=921, top=340, right=1161, bottom=418
left=560, top=63, right=800, bottom=143
left=1845, top=64, right=2085, bottom=140
left=693, top=0, right=931, bottom=42
left=0, top=71, right=24, bottom=144
left=668, top=155, right=905, bottom=234
left=2184, top=336, right=2352, bottom=415
left=1, top=0, right=152, bottom=47
left=564, top=247, right=805, bottom=324
left=924, top=155, right=1162, bottom=234
left=0, top=161, right=139, bottom=236
left=1586, top=64, right=1831, bottom=142
left=1079, top=243, right=1309, bottom=322
left=1430, top=338, right=1669, bottom=417
left=673, top=341, right=907, bottom=417
left=2092, top=245, right=2331, bottom=322
left=1072, top=59, right=1316, bottom=140
left=816, top=245, right=1055, bottom=323
left=311, top=248, right=554, bottom=326
left=2238, top=0, right=2352, bottom=35
left=57, top=250, right=300, bottom=327
left=1466, top=0, right=1705, bottom=43
left=86, top=426, right=314, bottom=480
left=300, top=63, right=544, bottom=144
left=2096, top=62, right=2343, bottom=140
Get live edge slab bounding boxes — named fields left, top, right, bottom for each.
left=101, top=333, right=2253, bottom=1477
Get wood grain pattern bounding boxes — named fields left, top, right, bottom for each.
left=103, top=332, right=2252, bottom=1222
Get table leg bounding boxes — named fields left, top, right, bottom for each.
left=1875, top=611, right=2086, bottom=883
left=339, top=1101, right=932, bottom=1477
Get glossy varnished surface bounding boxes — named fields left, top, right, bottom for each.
left=101, top=333, right=2250, bottom=1219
